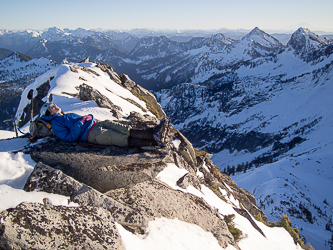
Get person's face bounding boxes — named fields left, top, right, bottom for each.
left=48, top=103, right=62, bottom=115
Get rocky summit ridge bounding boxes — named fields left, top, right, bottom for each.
left=0, top=62, right=303, bottom=249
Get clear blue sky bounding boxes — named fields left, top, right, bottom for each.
left=1, top=0, right=332, bottom=32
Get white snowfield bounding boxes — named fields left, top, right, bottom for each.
left=0, top=63, right=302, bottom=249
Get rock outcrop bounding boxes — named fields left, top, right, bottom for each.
left=0, top=202, right=123, bottom=250
left=23, top=162, right=148, bottom=228
left=105, top=180, right=235, bottom=248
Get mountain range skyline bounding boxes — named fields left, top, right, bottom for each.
left=2, top=0, right=333, bottom=32
left=1, top=26, right=332, bottom=60
left=2, top=26, right=333, bottom=37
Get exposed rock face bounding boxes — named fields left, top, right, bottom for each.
left=96, top=62, right=122, bottom=84
left=27, top=138, right=171, bottom=193
left=0, top=202, right=123, bottom=250
left=77, top=83, right=123, bottom=112
left=198, top=155, right=268, bottom=223
left=95, top=62, right=166, bottom=119
left=24, top=162, right=148, bottom=227
left=176, top=172, right=202, bottom=190
left=105, top=180, right=236, bottom=248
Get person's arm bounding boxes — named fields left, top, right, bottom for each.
left=51, top=118, right=84, bottom=142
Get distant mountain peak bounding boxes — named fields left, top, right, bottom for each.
left=46, top=27, right=64, bottom=33
left=248, top=27, right=263, bottom=35
left=294, top=27, right=315, bottom=36
left=209, top=33, right=234, bottom=45
left=242, top=27, right=282, bottom=48
left=287, top=27, right=329, bottom=61
left=289, top=27, right=328, bottom=47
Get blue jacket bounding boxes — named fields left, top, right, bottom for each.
left=41, top=113, right=96, bottom=142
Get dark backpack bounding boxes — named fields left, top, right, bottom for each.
left=29, top=116, right=54, bottom=138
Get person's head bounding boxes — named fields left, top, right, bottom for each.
left=40, top=103, right=62, bottom=116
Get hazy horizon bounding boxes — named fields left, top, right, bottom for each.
left=2, top=26, right=333, bottom=36
left=1, top=0, right=333, bottom=33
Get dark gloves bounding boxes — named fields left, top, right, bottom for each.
left=79, top=115, right=93, bottom=123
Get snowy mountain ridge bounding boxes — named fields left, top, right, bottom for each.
left=154, top=28, right=333, bottom=249
left=119, top=27, right=331, bottom=90
left=1, top=27, right=332, bottom=91
left=0, top=62, right=304, bottom=250
left=289, top=29, right=332, bottom=64
left=242, top=27, right=282, bottom=48
left=0, top=27, right=332, bottom=90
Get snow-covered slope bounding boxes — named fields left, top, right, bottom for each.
left=156, top=29, right=333, bottom=250
left=0, top=62, right=303, bottom=250
left=0, top=51, right=56, bottom=84
left=15, top=63, right=153, bottom=123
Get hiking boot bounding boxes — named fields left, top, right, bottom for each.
left=153, top=118, right=169, bottom=143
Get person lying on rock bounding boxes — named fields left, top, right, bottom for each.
left=40, top=102, right=169, bottom=147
